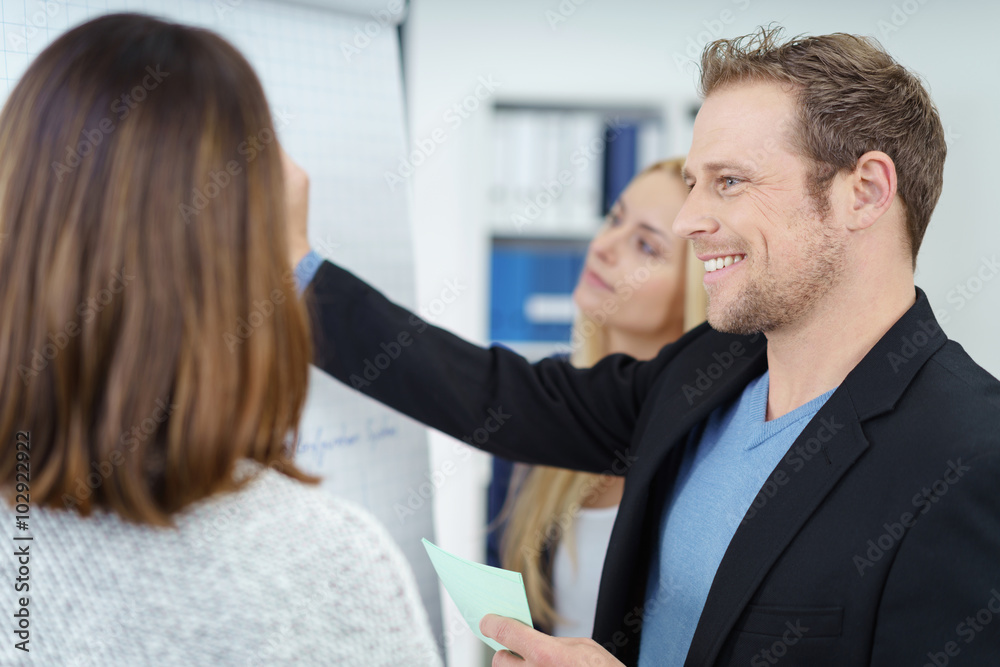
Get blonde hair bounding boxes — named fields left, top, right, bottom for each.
left=499, top=157, right=705, bottom=629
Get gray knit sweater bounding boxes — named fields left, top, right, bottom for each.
left=1, top=462, right=442, bottom=666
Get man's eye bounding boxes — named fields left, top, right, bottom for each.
left=721, top=176, right=742, bottom=189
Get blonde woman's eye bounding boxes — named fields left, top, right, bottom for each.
left=639, top=240, right=658, bottom=256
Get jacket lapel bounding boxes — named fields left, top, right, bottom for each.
left=683, top=389, right=869, bottom=665
left=685, top=288, right=948, bottom=665
left=593, top=327, right=767, bottom=664
left=628, top=329, right=769, bottom=494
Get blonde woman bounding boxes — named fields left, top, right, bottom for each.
left=488, top=157, right=705, bottom=637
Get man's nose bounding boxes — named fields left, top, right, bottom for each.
left=672, top=184, right=720, bottom=240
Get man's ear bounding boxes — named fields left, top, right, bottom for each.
left=847, top=150, right=897, bottom=231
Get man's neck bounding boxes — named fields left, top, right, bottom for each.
left=762, top=277, right=916, bottom=421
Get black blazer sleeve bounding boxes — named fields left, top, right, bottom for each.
left=303, top=260, right=676, bottom=473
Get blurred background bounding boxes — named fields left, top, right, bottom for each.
left=400, top=1, right=1000, bottom=663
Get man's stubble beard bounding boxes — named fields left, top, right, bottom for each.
left=705, top=199, right=846, bottom=336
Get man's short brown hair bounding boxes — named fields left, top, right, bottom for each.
left=700, top=25, right=946, bottom=266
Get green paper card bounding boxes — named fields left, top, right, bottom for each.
left=421, top=538, right=533, bottom=653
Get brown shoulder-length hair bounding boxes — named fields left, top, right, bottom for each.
left=699, top=25, right=946, bottom=267
left=0, top=13, right=316, bottom=525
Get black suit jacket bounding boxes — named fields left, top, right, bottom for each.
left=305, top=260, right=1000, bottom=666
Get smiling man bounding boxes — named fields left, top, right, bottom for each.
left=682, top=84, right=851, bottom=342
left=292, top=26, right=1000, bottom=667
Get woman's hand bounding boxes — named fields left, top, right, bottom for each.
left=279, top=144, right=311, bottom=270
left=480, top=614, right=627, bottom=667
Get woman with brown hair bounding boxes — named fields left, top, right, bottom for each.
left=0, top=13, right=439, bottom=666
left=488, top=158, right=705, bottom=637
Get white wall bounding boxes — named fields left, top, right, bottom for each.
left=403, top=1, right=1000, bottom=663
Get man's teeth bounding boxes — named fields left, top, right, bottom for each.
left=704, top=255, right=745, bottom=272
